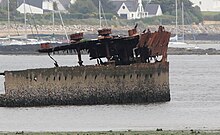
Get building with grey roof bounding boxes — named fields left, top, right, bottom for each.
left=145, top=4, right=162, bottom=17
left=17, top=0, right=43, bottom=9
left=190, top=0, right=220, bottom=12
left=110, top=0, right=162, bottom=20
left=16, top=0, right=70, bottom=14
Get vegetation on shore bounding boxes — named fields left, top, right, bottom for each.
left=203, top=12, right=220, bottom=21
left=1, top=130, right=220, bottom=135
left=0, top=0, right=218, bottom=35
left=0, top=0, right=204, bottom=26
left=150, top=0, right=203, bottom=24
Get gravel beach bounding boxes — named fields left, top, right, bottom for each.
left=1, top=24, right=220, bottom=37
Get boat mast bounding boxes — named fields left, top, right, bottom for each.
left=182, top=2, right=184, bottom=42
left=58, top=11, right=69, bottom=42
left=24, top=0, right=27, bottom=40
left=99, top=0, right=102, bottom=28
left=175, top=0, right=178, bottom=41
left=7, top=0, right=10, bottom=40
left=52, top=0, right=55, bottom=40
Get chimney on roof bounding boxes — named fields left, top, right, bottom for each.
left=137, top=0, right=144, bottom=18
left=138, top=0, right=142, bottom=4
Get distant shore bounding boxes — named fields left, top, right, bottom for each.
left=1, top=24, right=220, bottom=37
left=1, top=130, right=220, bottom=135
left=168, top=47, right=220, bottom=55
left=0, top=44, right=220, bottom=55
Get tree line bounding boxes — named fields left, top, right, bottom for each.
left=68, top=0, right=203, bottom=24
left=150, top=0, right=203, bottom=24
left=0, top=0, right=206, bottom=24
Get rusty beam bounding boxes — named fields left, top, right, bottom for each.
left=38, top=36, right=139, bottom=54
left=38, top=26, right=171, bottom=65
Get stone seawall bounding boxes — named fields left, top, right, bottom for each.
left=0, top=62, right=170, bottom=107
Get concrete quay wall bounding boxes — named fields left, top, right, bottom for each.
left=0, top=62, right=170, bottom=107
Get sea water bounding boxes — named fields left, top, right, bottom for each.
left=0, top=55, right=220, bottom=131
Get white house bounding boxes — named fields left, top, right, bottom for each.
left=42, top=0, right=69, bottom=11
left=111, top=0, right=162, bottom=20
left=190, top=0, right=220, bottom=11
left=16, top=0, right=70, bottom=14
left=17, top=1, right=44, bottom=14
left=70, top=0, right=76, bottom=4
left=53, top=0, right=70, bottom=12
left=42, top=0, right=54, bottom=11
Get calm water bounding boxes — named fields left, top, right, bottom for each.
left=169, top=43, right=220, bottom=50
left=0, top=55, right=220, bottom=132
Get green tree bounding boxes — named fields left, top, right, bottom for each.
left=151, top=0, right=203, bottom=24
left=91, top=0, right=115, bottom=13
left=10, top=0, right=18, bottom=12
left=69, top=0, right=97, bottom=14
left=0, top=0, right=20, bottom=21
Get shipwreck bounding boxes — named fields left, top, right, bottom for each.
left=0, top=25, right=171, bottom=107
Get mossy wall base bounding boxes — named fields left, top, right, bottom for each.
left=0, top=62, right=170, bottom=107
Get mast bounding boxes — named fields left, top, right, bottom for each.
left=24, top=0, right=27, bottom=40
left=138, top=0, right=143, bottom=18
left=98, top=0, right=108, bottom=28
left=99, top=0, right=101, bottom=28
left=7, top=0, right=10, bottom=40
left=58, top=11, right=69, bottom=42
left=52, top=0, right=55, bottom=40
left=175, top=0, right=178, bottom=41
left=182, top=2, right=184, bottom=42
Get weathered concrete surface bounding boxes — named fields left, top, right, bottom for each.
left=0, top=62, right=170, bottom=107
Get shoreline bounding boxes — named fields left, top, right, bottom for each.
left=1, top=130, right=220, bottom=135
left=0, top=46, right=220, bottom=55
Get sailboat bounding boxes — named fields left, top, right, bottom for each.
left=0, top=0, right=38, bottom=45
left=0, top=0, right=69, bottom=46
left=98, top=0, right=108, bottom=29
left=49, top=0, right=69, bottom=44
left=169, top=0, right=188, bottom=47
left=169, top=1, right=200, bottom=49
